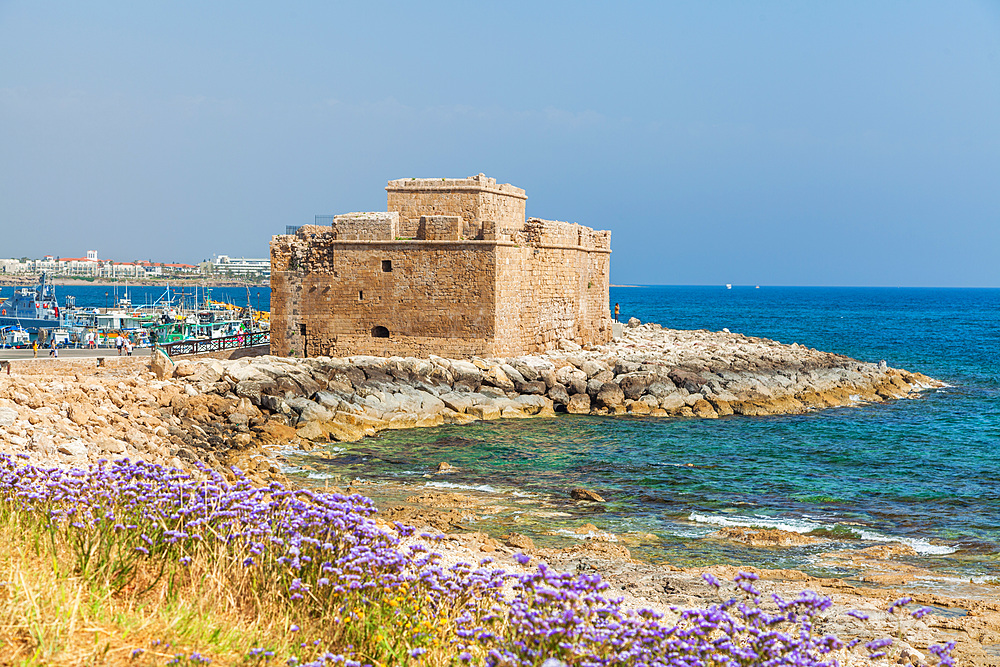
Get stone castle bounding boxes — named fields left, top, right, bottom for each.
left=270, top=174, right=612, bottom=358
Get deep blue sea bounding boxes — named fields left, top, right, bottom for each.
left=289, top=286, right=1000, bottom=588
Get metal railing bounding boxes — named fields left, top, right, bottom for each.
left=159, top=331, right=269, bottom=357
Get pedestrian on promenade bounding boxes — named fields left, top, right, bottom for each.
left=32, top=341, right=37, bottom=358
left=116, top=334, right=124, bottom=356
left=125, top=338, right=133, bottom=356
left=49, top=338, right=57, bottom=357
left=614, top=303, right=620, bottom=323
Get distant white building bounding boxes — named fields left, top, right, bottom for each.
left=211, top=254, right=270, bottom=278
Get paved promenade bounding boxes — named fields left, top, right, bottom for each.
left=0, top=347, right=152, bottom=360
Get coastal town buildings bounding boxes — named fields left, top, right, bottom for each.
left=270, top=174, right=613, bottom=358
left=0, top=251, right=205, bottom=280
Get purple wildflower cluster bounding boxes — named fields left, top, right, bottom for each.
left=0, top=455, right=955, bottom=666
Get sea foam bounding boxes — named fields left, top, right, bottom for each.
left=689, top=512, right=956, bottom=555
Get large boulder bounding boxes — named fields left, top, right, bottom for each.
left=566, top=393, right=591, bottom=414
left=482, top=365, right=515, bottom=392
left=669, top=369, right=707, bottom=394
left=500, top=363, right=525, bottom=386
left=595, top=382, right=625, bottom=409
left=225, top=363, right=264, bottom=383
left=618, top=372, right=655, bottom=400
left=150, top=349, right=174, bottom=380
left=517, top=380, right=547, bottom=395
left=0, top=406, right=18, bottom=427
left=235, top=380, right=264, bottom=405
left=547, top=383, right=570, bottom=406
left=511, top=394, right=551, bottom=416
left=581, top=360, right=607, bottom=378
left=450, top=360, right=483, bottom=384
left=440, top=392, right=474, bottom=413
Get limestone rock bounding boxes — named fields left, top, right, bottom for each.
left=467, top=404, right=502, bottom=421
left=296, top=421, right=327, bottom=441
left=0, top=406, right=19, bottom=428
left=547, top=383, right=570, bottom=406
left=440, top=392, right=474, bottom=413
left=595, top=382, right=625, bottom=409
left=173, top=361, right=196, bottom=378
left=503, top=533, right=535, bottom=550
left=570, top=487, right=606, bottom=502
left=618, top=372, right=655, bottom=400
left=67, top=403, right=92, bottom=426
left=517, top=380, right=547, bottom=395
left=669, top=369, right=707, bottom=394
left=150, top=349, right=174, bottom=380
left=566, top=393, right=591, bottom=414
left=449, top=360, right=483, bottom=384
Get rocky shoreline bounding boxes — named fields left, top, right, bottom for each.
left=5, top=322, right=997, bottom=665
left=158, top=318, right=939, bottom=465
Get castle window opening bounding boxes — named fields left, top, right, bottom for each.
left=381, top=259, right=392, bottom=272
left=358, top=290, right=364, bottom=301
left=299, top=323, right=306, bottom=336
left=372, top=325, right=389, bottom=338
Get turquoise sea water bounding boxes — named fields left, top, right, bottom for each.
left=290, top=286, right=1000, bottom=586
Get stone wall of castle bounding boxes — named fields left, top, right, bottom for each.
left=495, top=218, right=612, bottom=352
left=271, top=176, right=611, bottom=359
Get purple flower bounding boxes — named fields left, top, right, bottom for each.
left=888, top=596, right=913, bottom=613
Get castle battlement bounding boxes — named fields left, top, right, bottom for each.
left=270, top=175, right=612, bottom=358
left=386, top=173, right=527, bottom=198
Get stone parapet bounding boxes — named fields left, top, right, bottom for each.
left=331, top=212, right=398, bottom=241
left=386, top=173, right=527, bottom=199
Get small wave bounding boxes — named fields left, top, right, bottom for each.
left=423, top=480, right=501, bottom=493
left=852, top=528, right=956, bottom=555
left=689, top=513, right=956, bottom=555
left=689, top=513, right=823, bottom=534
left=554, top=528, right=618, bottom=542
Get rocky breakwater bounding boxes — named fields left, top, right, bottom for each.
left=142, top=318, right=940, bottom=462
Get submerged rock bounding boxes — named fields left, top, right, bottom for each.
left=570, top=487, right=606, bottom=503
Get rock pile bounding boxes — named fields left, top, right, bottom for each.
left=158, top=319, right=937, bottom=451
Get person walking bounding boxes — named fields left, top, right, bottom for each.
left=614, top=303, right=620, bottom=323
left=32, top=340, right=37, bottom=358
left=49, top=337, right=57, bottom=357
left=116, top=334, right=124, bottom=356
left=125, top=337, right=133, bottom=357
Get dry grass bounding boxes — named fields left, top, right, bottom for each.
left=0, top=523, right=297, bottom=666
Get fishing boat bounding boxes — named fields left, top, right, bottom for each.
left=0, top=326, right=31, bottom=349
left=0, top=273, right=63, bottom=330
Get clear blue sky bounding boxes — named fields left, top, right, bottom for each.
left=2, top=1, right=998, bottom=286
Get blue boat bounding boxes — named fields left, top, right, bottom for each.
left=0, top=273, right=63, bottom=331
